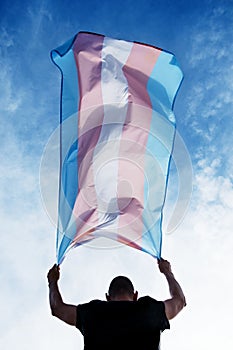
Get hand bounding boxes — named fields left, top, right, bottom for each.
left=158, top=258, right=173, bottom=275
left=47, top=264, right=60, bottom=286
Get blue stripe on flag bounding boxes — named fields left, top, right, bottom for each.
left=51, top=37, right=79, bottom=263
left=142, top=51, right=183, bottom=258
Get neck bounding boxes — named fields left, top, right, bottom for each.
left=110, top=294, right=134, bottom=301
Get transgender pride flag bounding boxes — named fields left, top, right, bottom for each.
left=51, top=32, right=183, bottom=264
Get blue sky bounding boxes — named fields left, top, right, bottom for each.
left=1, top=0, right=233, bottom=349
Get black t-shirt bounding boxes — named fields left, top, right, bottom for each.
left=76, top=296, right=170, bottom=350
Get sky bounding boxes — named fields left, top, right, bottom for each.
left=0, top=0, right=233, bottom=349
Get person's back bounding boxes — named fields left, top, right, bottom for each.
left=47, top=258, right=186, bottom=349
left=76, top=297, right=169, bottom=350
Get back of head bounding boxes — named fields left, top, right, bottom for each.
left=108, top=276, right=134, bottom=299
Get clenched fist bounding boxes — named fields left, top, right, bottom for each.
left=47, top=264, right=60, bottom=286
left=158, top=258, right=173, bottom=276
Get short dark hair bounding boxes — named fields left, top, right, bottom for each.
left=108, top=276, right=134, bottom=297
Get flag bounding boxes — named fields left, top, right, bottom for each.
left=51, top=32, right=183, bottom=264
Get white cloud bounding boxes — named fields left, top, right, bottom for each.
left=27, top=1, right=53, bottom=42
left=0, top=61, right=23, bottom=113
left=195, top=157, right=233, bottom=206
left=0, top=27, right=14, bottom=48
left=182, top=4, right=233, bottom=156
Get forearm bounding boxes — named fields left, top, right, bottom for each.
left=164, top=271, right=186, bottom=305
left=49, top=281, right=64, bottom=314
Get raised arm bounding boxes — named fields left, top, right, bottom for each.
left=47, top=264, right=77, bottom=326
left=158, top=258, right=186, bottom=320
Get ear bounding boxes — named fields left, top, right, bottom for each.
left=133, top=291, right=138, bottom=301
left=106, top=293, right=111, bottom=301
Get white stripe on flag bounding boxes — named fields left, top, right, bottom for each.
left=93, top=37, right=133, bottom=235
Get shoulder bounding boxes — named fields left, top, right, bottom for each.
left=137, top=296, right=167, bottom=316
left=77, top=299, right=104, bottom=311
left=76, top=300, right=105, bottom=331
left=138, top=296, right=170, bottom=331
left=77, top=299, right=108, bottom=316
left=138, top=295, right=163, bottom=306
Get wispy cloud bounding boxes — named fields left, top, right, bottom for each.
left=176, top=4, right=233, bottom=180
left=27, top=0, right=53, bottom=46
left=0, top=30, right=24, bottom=113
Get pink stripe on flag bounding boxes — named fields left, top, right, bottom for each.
left=72, top=33, right=104, bottom=242
left=117, top=43, right=161, bottom=247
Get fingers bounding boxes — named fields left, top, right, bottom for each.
left=47, top=264, right=59, bottom=275
left=157, top=257, right=167, bottom=264
left=52, top=263, right=59, bottom=270
left=157, top=258, right=172, bottom=275
left=158, top=258, right=170, bottom=264
left=47, top=263, right=60, bottom=285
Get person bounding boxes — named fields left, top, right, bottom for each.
left=47, top=258, right=186, bottom=350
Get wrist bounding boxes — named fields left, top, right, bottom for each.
left=48, top=280, right=58, bottom=288
left=163, top=271, right=174, bottom=278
